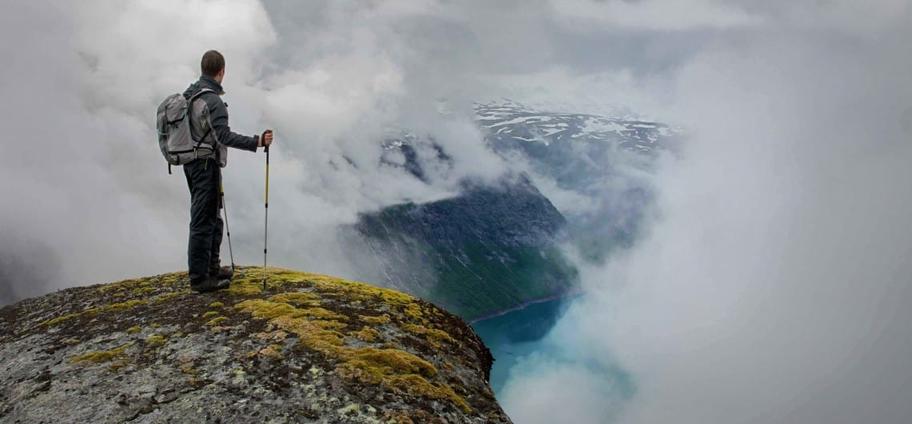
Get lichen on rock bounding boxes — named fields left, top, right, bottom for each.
left=0, top=266, right=510, bottom=423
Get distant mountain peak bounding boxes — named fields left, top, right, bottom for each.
left=475, top=101, right=678, bottom=154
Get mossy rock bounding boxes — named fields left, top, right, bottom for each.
left=0, top=267, right=509, bottom=423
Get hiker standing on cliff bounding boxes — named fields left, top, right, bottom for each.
left=183, top=50, right=273, bottom=293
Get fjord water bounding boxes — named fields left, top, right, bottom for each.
left=471, top=296, right=573, bottom=393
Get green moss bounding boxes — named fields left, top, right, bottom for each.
left=386, top=374, right=471, bottom=413
left=233, top=299, right=298, bottom=320
left=231, top=279, right=471, bottom=412
left=145, top=334, right=166, bottom=347
left=336, top=351, right=470, bottom=413
left=131, top=286, right=155, bottom=296
left=97, top=278, right=142, bottom=293
left=308, top=274, right=416, bottom=306
left=403, top=303, right=426, bottom=323
left=299, top=307, right=347, bottom=321
left=359, top=314, right=391, bottom=325
left=152, top=292, right=183, bottom=303
left=41, top=299, right=148, bottom=327
left=225, top=272, right=268, bottom=296
left=269, top=292, right=319, bottom=306
left=237, top=304, right=344, bottom=355
left=71, top=343, right=132, bottom=364
left=314, top=320, right=348, bottom=330
left=402, top=323, right=455, bottom=347
left=268, top=315, right=346, bottom=351
left=229, top=268, right=422, bottom=310
left=34, top=268, right=473, bottom=411
left=234, top=299, right=347, bottom=322
left=343, top=348, right=436, bottom=378
left=206, top=316, right=228, bottom=326
left=105, top=299, right=147, bottom=312
left=299, top=273, right=428, bottom=325
left=260, top=268, right=322, bottom=286
left=41, top=312, right=82, bottom=327
left=351, top=326, right=380, bottom=342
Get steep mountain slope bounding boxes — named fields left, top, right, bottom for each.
left=352, top=177, right=577, bottom=320
left=0, top=268, right=510, bottom=423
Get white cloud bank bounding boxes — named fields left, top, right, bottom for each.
left=0, top=0, right=510, bottom=299
left=500, top=2, right=912, bottom=423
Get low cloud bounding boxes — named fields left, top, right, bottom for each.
left=500, top=3, right=912, bottom=423
left=549, top=0, right=762, bottom=31
left=0, top=0, right=513, bottom=299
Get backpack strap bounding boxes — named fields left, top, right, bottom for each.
left=186, top=88, right=217, bottom=150
left=186, top=87, right=214, bottom=102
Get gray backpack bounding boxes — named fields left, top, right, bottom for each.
left=156, top=89, right=218, bottom=173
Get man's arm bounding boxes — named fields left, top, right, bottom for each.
left=206, top=95, right=259, bottom=151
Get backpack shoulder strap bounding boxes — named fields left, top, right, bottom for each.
left=187, top=87, right=215, bottom=103
left=186, top=88, right=218, bottom=148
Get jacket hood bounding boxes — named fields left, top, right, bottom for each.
left=183, top=75, right=225, bottom=99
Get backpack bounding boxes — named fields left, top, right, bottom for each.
left=156, top=88, right=217, bottom=174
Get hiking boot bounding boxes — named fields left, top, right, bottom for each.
left=209, top=265, right=234, bottom=280
left=190, top=276, right=231, bottom=294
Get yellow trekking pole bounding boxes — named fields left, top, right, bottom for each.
left=262, top=138, right=271, bottom=291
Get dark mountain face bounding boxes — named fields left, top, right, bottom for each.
left=352, top=176, right=577, bottom=320
left=359, top=177, right=565, bottom=249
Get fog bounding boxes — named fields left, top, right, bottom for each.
left=2, top=1, right=911, bottom=423
left=0, top=0, right=515, bottom=299
left=498, top=2, right=912, bottom=423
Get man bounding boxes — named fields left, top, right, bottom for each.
left=182, top=50, right=273, bottom=293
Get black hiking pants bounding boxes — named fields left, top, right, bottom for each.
left=184, top=158, right=223, bottom=283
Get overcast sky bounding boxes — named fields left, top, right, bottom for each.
left=1, top=1, right=911, bottom=423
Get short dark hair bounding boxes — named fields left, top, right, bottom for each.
left=201, top=50, right=225, bottom=77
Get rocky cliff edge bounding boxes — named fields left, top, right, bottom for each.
left=0, top=267, right=511, bottom=423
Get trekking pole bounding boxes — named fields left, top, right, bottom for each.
left=220, top=182, right=236, bottom=273
left=262, top=143, right=270, bottom=291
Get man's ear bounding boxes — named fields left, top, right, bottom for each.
left=217, top=68, right=225, bottom=81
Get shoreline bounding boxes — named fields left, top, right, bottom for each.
left=468, top=289, right=584, bottom=324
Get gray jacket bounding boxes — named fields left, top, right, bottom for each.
left=182, top=76, right=259, bottom=166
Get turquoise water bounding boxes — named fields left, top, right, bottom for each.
left=472, top=294, right=636, bottom=422
left=471, top=296, right=573, bottom=393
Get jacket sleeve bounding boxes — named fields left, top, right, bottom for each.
left=205, top=94, right=259, bottom=152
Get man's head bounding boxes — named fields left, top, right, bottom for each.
left=201, top=50, right=225, bottom=83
